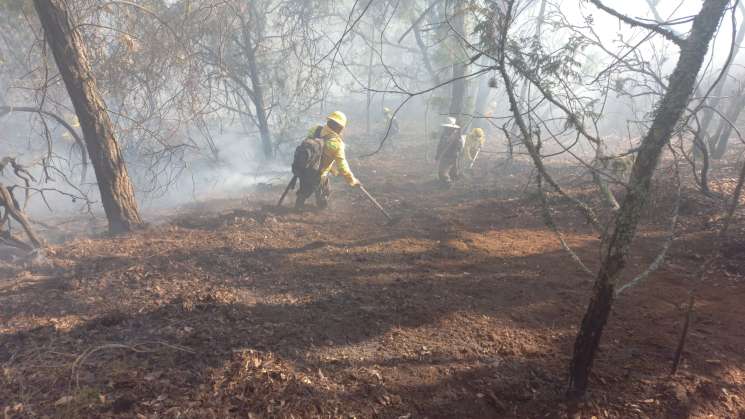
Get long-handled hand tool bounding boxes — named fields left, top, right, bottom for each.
left=359, top=185, right=401, bottom=225
left=468, top=147, right=481, bottom=170
left=277, top=176, right=298, bottom=207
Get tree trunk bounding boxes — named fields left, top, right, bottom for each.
left=413, top=18, right=440, bottom=86
left=245, top=41, right=273, bottom=159
left=711, top=92, right=745, bottom=159
left=471, top=62, right=492, bottom=130
left=696, top=14, right=745, bottom=153
left=33, top=0, right=143, bottom=234
left=509, top=0, right=546, bottom=141
left=239, top=5, right=273, bottom=160
left=568, top=0, right=728, bottom=399
left=448, top=5, right=467, bottom=120
left=695, top=135, right=712, bottom=195
left=366, top=18, right=375, bottom=137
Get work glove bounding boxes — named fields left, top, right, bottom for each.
left=350, top=178, right=361, bottom=187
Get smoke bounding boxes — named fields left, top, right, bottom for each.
left=133, top=129, right=293, bottom=212
left=4, top=0, right=743, bottom=223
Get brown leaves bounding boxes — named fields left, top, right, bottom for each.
left=204, top=350, right=346, bottom=417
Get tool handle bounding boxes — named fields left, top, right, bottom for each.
left=359, top=185, right=393, bottom=220
left=277, top=176, right=297, bottom=207
left=468, top=148, right=481, bottom=169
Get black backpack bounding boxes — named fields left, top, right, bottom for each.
left=292, top=126, right=325, bottom=177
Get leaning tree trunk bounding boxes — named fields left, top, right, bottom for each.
left=0, top=183, right=42, bottom=249
left=567, top=0, right=728, bottom=399
left=33, top=0, right=143, bottom=234
left=448, top=5, right=467, bottom=120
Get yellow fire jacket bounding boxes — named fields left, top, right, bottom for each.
left=311, top=125, right=356, bottom=185
left=464, top=131, right=485, bottom=161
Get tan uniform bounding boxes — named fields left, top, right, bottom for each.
left=436, top=127, right=465, bottom=186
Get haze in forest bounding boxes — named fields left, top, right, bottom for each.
left=2, top=0, right=742, bottom=217
left=3, top=0, right=745, bottom=416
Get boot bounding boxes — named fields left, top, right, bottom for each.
left=295, top=196, right=307, bottom=211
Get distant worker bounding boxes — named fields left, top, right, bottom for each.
left=435, top=117, right=465, bottom=187
left=60, top=114, right=80, bottom=142
left=462, top=128, right=486, bottom=170
left=382, top=107, right=400, bottom=137
left=292, top=111, right=360, bottom=210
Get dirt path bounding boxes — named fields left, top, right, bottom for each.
left=1, top=144, right=744, bottom=418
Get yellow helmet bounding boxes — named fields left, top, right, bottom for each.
left=327, top=111, right=347, bottom=128
left=383, top=107, right=391, bottom=113
left=472, top=128, right=485, bottom=137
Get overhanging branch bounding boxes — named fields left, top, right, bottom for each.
left=589, top=0, right=687, bottom=47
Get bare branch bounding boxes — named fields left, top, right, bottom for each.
left=588, top=0, right=687, bottom=47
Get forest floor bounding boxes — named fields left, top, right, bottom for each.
left=2, top=138, right=745, bottom=418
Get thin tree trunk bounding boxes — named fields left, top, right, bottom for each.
left=471, top=61, right=492, bottom=130
left=696, top=13, right=745, bottom=149
left=33, top=0, right=143, bottom=234
left=568, top=0, right=728, bottom=399
left=594, top=171, right=621, bottom=210
left=366, top=19, right=375, bottom=137
left=413, top=19, right=440, bottom=86
left=245, top=41, right=273, bottom=159
left=711, top=92, right=745, bottom=159
left=693, top=133, right=712, bottom=194
left=509, top=0, right=546, bottom=141
left=0, top=184, right=42, bottom=248
left=240, top=6, right=272, bottom=160
left=673, top=147, right=745, bottom=374
left=534, top=0, right=547, bottom=39
left=693, top=3, right=745, bottom=159
left=448, top=6, right=467, bottom=119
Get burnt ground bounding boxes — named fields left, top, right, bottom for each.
left=1, top=139, right=745, bottom=418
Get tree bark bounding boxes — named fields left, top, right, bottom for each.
left=448, top=5, right=467, bottom=120
left=33, top=0, right=143, bottom=234
left=693, top=132, right=712, bottom=195
left=239, top=7, right=273, bottom=159
left=567, top=0, right=728, bottom=399
left=246, top=44, right=273, bottom=159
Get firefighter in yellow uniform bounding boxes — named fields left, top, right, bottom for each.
left=295, top=111, right=360, bottom=209
left=462, top=128, right=485, bottom=169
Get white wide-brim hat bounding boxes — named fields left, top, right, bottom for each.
left=441, top=117, right=460, bottom=128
